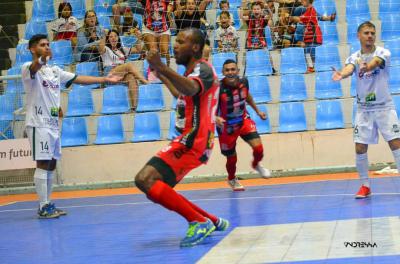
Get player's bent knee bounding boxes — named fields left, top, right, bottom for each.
left=134, top=165, right=163, bottom=193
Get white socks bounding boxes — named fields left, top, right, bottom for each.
left=47, top=170, right=54, bottom=201
left=356, top=153, right=369, bottom=187
left=391, top=149, right=400, bottom=173
left=34, top=168, right=49, bottom=209
left=305, top=53, right=313, bottom=68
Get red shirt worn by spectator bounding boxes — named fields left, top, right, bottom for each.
left=300, top=6, right=322, bottom=44
left=144, top=0, right=169, bottom=33
left=246, top=14, right=269, bottom=49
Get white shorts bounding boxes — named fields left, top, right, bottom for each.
left=26, top=126, right=61, bottom=161
left=354, top=109, right=400, bottom=144
left=142, top=25, right=171, bottom=37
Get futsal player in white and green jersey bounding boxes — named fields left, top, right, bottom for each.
left=332, top=21, right=400, bottom=199
left=22, top=34, right=121, bottom=218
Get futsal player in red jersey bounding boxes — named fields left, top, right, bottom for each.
left=216, top=59, right=271, bottom=191
left=135, top=28, right=229, bottom=247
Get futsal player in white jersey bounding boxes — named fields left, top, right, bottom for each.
left=23, top=34, right=121, bottom=218
left=332, top=22, right=400, bottom=199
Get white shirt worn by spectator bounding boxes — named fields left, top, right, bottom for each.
left=22, top=62, right=76, bottom=130
left=346, top=46, right=393, bottom=111
left=101, top=46, right=131, bottom=68
left=214, top=25, right=239, bottom=52
left=51, top=17, right=80, bottom=34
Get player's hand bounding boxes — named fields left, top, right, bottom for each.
left=104, top=73, right=123, bottom=83
left=359, top=62, right=368, bottom=76
left=146, top=50, right=165, bottom=71
left=331, top=67, right=343, bottom=81
left=215, top=116, right=225, bottom=128
left=257, top=111, right=267, bottom=120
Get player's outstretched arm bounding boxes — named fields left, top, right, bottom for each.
left=331, top=64, right=355, bottom=81
left=246, top=94, right=267, bottom=120
left=146, top=50, right=200, bottom=96
left=73, top=73, right=122, bottom=85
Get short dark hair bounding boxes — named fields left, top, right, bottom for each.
left=223, top=59, right=237, bottom=67
left=58, top=2, right=72, bottom=18
left=220, top=10, right=231, bottom=18
left=251, top=1, right=262, bottom=9
left=183, top=28, right=205, bottom=57
left=28, top=34, right=48, bottom=49
left=357, top=21, right=376, bottom=32
left=219, top=0, right=229, bottom=8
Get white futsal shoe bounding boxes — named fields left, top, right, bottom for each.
left=228, top=178, right=245, bottom=191
left=255, top=164, right=271, bottom=179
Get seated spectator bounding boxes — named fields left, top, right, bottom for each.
left=76, top=10, right=105, bottom=62
left=121, top=7, right=140, bottom=36
left=99, top=29, right=148, bottom=110
left=112, top=0, right=144, bottom=30
left=51, top=2, right=80, bottom=48
left=276, top=6, right=296, bottom=48
left=216, top=0, right=235, bottom=28
left=241, top=2, right=270, bottom=50
left=174, top=0, right=212, bottom=32
left=276, top=0, right=302, bottom=16
left=215, top=11, right=239, bottom=53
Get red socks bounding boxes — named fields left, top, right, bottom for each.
left=147, top=180, right=207, bottom=223
left=178, top=194, right=218, bottom=224
left=226, top=155, right=237, bottom=180
left=252, top=144, right=264, bottom=168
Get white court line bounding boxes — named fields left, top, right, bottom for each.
left=0, top=192, right=399, bottom=214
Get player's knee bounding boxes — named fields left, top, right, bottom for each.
left=355, top=144, right=368, bottom=154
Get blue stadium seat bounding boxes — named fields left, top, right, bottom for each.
left=7, top=67, right=23, bottom=94
left=136, top=84, right=165, bottom=112
left=315, top=71, right=343, bottom=99
left=379, top=0, right=400, bottom=19
left=120, top=36, right=140, bottom=60
left=0, top=121, right=14, bottom=140
left=264, top=26, right=273, bottom=50
left=347, top=18, right=365, bottom=44
left=218, top=0, right=241, bottom=7
left=315, top=45, right=341, bottom=71
left=177, top=65, right=185, bottom=75
left=61, top=117, right=88, bottom=147
left=246, top=104, right=270, bottom=134
left=15, top=43, right=31, bottom=66
left=131, top=112, right=162, bottom=142
left=393, top=95, right=400, bottom=117
left=31, top=0, right=56, bottom=22
left=0, top=93, right=17, bottom=121
left=168, top=111, right=181, bottom=140
left=247, top=76, right=272, bottom=103
left=280, top=47, right=307, bottom=74
left=245, top=49, right=273, bottom=76
left=390, top=66, right=400, bottom=94
left=134, top=14, right=143, bottom=30
left=66, top=87, right=94, bottom=117
left=72, top=62, right=100, bottom=89
left=143, top=58, right=167, bottom=79
left=94, top=115, right=125, bottom=144
left=171, top=96, right=177, bottom=109
left=212, top=52, right=236, bottom=79
left=278, top=102, right=307, bottom=132
left=320, top=22, right=339, bottom=45
left=315, top=100, right=344, bottom=130
left=68, top=0, right=86, bottom=19
left=351, top=75, right=357, bottom=97
left=50, top=40, right=73, bottom=65
left=24, top=20, right=48, bottom=40
left=98, top=15, right=112, bottom=30
left=101, top=85, right=130, bottom=114
left=346, top=0, right=371, bottom=23
left=313, top=0, right=336, bottom=16
left=350, top=42, right=361, bottom=54
left=381, top=14, right=400, bottom=41
left=94, top=0, right=113, bottom=16
left=280, top=74, right=308, bottom=102
left=384, top=40, right=400, bottom=66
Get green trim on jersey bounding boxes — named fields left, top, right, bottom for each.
left=65, top=74, right=78, bottom=88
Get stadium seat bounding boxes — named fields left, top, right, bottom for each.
left=393, top=95, right=400, bottom=117
left=136, top=84, right=165, bottom=112
left=212, top=52, right=236, bottom=79
left=351, top=75, right=357, bottom=97
left=72, top=62, right=100, bottom=90
left=66, top=87, right=94, bottom=117
left=218, top=0, right=241, bottom=7
left=247, top=76, right=272, bottom=103
left=177, top=65, right=185, bottom=75
left=0, top=121, right=14, bottom=140
left=68, top=0, right=86, bottom=19
left=315, top=71, right=343, bottom=99
left=61, top=117, right=88, bottom=147
left=319, top=22, right=339, bottom=45
left=133, top=14, right=143, bottom=30
left=384, top=40, right=400, bottom=66
left=24, top=20, right=48, bottom=40
left=278, top=102, right=307, bottom=132
left=280, top=47, right=307, bottom=74
left=98, top=15, right=112, bottom=30
left=101, top=85, right=131, bottom=114
left=347, top=18, right=365, bottom=44
left=346, top=0, right=371, bottom=23
left=390, top=66, right=400, bottom=94
left=171, top=96, right=177, bottom=109
left=131, top=112, right=162, bottom=142
left=379, top=0, right=400, bottom=19
left=143, top=58, right=167, bottom=79
left=0, top=93, right=17, bottom=121
left=280, top=74, right=308, bottom=102
left=315, top=100, right=344, bottom=130
left=168, top=111, right=181, bottom=140
left=381, top=14, right=400, bottom=41
left=15, top=43, right=31, bottom=66
left=31, top=0, right=56, bottom=22
left=315, top=45, right=341, bottom=71
left=313, top=0, right=336, bottom=16
left=50, top=40, right=73, bottom=65
left=120, top=36, right=140, bottom=60
left=7, top=67, right=23, bottom=94
left=94, top=115, right=125, bottom=144
left=94, top=0, right=113, bottom=16
left=246, top=104, right=270, bottom=134
left=350, top=42, right=361, bottom=54
left=245, top=49, right=273, bottom=76
left=264, top=26, right=274, bottom=50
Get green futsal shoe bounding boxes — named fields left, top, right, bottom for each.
left=180, top=219, right=215, bottom=247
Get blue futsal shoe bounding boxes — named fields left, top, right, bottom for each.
left=37, top=203, right=59, bottom=219
left=49, top=203, right=67, bottom=216
left=180, top=219, right=215, bottom=247
left=215, top=217, right=230, bottom=231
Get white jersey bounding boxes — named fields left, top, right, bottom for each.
left=22, top=62, right=76, bottom=130
left=346, top=46, right=393, bottom=111
left=101, top=46, right=130, bottom=68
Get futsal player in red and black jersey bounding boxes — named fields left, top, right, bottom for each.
left=135, top=28, right=229, bottom=247
left=216, top=59, right=271, bottom=191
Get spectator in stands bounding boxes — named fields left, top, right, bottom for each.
left=216, top=0, right=234, bottom=28
left=174, top=0, right=212, bottom=32
left=99, top=29, right=148, bottom=110
left=112, top=0, right=144, bottom=30
left=241, top=2, right=270, bottom=50
left=275, top=6, right=296, bottom=48
left=215, top=11, right=239, bottom=53
left=76, top=10, right=105, bottom=62
left=276, top=0, right=302, bottom=16
left=51, top=2, right=80, bottom=48
left=121, top=7, right=140, bottom=36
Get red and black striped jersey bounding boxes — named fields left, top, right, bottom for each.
left=144, top=0, right=169, bottom=33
